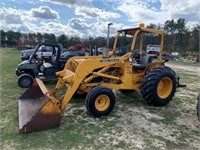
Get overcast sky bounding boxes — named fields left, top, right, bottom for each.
left=0, top=0, right=199, bottom=37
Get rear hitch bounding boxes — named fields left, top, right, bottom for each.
left=177, top=77, right=186, bottom=88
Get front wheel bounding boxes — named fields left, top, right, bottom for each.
left=141, top=66, right=176, bottom=106
left=86, top=86, right=115, bottom=117
left=18, top=74, right=34, bottom=88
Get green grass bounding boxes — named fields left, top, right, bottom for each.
left=0, top=48, right=200, bottom=150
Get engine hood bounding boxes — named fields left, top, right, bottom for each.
left=21, top=49, right=34, bottom=54
left=18, top=60, right=30, bottom=66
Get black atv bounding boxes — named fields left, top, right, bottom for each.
left=16, top=43, right=78, bottom=88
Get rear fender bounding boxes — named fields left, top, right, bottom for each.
left=144, top=62, right=164, bottom=74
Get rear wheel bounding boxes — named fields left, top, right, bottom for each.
left=141, top=66, right=176, bottom=106
left=86, top=86, right=115, bottom=117
left=18, top=74, right=34, bottom=88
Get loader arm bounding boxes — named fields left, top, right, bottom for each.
left=56, top=52, right=132, bottom=112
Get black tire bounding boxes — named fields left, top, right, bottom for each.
left=197, top=92, right=200, bottom=121
left=18, top=74, right=34, bottom=88
left=141, top=66, right=176, bottom=106
left=86, top=86, right=115, bottom=117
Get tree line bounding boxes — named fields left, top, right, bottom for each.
left=0, top=18, right=199, bottom=52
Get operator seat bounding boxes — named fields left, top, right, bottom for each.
left=133, top=55, right=153, bottom=69
left=51, top=54, right=57, bottom=64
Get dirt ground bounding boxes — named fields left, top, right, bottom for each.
left=166, top=63, right=200, bottom=77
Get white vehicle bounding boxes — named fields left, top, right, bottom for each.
left=91, top=47, right=104, bottom=54
left=21, top=44, right=54, bottom=61
left=146, top=44, right=160, bottom=58
left=97, top=47, right=103, bottom=54
left=36, top=44, right=54, bottom=59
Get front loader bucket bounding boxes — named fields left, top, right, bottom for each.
left=18, top=79, right=61, bottom=133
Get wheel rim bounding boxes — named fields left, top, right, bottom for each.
left=157, top=77, right=173, bottom=99
left=21, top=77, right=31, bottom=87
left=95, top=94, right=110, bottom=111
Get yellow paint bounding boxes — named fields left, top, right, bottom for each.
left=157, top=77, right=173, bottom=99
left=139, top=23, right=145, bottom=27
left=40, top=101, right=61, bottom=114
left=93, top=72, right=120, bottom=80
left=95, top=94, right=110, bottom=111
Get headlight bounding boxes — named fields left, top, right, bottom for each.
left=128, top=57, right=133, bottom=62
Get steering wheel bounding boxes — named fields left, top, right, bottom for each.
left=133, top=51, right=141, bottom=62
left=32, top=54, right=43, bottom=63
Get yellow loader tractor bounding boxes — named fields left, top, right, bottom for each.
left=18, top=24, right=177, bottom=133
